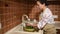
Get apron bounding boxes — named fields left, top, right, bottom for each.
left=39, top=13, right=57, bottom=34
left=43, top=24, right=57, bottom=34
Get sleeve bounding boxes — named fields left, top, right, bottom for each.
left=37, top=10, right=53, bottom=29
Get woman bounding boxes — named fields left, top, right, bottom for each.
left=26, top=0, right=57, bottom=34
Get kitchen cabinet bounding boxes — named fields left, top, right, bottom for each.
left=56, top=29, right=60, bottom=34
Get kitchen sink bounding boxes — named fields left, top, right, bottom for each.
left=5, top=24, right=43, bottom=34
left=5, top=21, right=60, bottom=34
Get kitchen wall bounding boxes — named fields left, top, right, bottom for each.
left=0, top=0, right=35, bottom=34
left=48, top=5, right=60, bottom=21
left=0, top=1, right=28, bottom=34
left=0, top=0, right=60, bottom=34
left=0, top=1, right=22, bottom=34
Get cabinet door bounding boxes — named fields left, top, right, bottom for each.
left=56, top=29, right=60, bottom=34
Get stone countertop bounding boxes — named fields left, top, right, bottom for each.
left=56, top=27, right=60, bottom=29
left=54, top=21, right=60, bottom=29
left=7, top=30, right=43, bottom=34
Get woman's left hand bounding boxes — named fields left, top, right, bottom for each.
left=26, top=23, right=37, bottom=27
left=25, top=23, right=32, bottom=26
left=32, top=23, right=37, bottom=27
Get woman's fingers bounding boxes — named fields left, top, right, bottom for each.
left=26, top=23, right=31, bottom=26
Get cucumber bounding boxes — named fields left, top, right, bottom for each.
left=24, top=29, right=34, bottom=32
left=23, top=26, right=35, bottom=32
left=26, top=26, right=33, bottom=29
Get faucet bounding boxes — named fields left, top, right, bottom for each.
left=22, top=14, right=30, bottom=22
left=22, top=14, right=30, bottom=27
left=22, top=14, right=38, bottom=26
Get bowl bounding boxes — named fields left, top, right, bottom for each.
left=23, top=26, right=35, bottom=32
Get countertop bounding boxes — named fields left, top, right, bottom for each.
left=6, top=30, right=43, bottom=34
left=5, top=24, right=43, bottom=34
left=5, top=21, right=60, bottom=34
left=54, top=21, right=60, bottom=29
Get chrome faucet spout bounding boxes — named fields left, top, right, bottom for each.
left=22, top=15, right=28, bottom=21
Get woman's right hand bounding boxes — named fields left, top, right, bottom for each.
left=25, top=23, right=32, bottom=26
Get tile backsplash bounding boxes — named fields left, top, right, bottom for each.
left=0, top=1, right=23, bottom=34
left=48, top=5, right=60, bottom=21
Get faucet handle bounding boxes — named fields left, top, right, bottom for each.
left=22, top=15, right=28, bottom=21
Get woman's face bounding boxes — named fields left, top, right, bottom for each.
left=36, top=1, right=45, bottom=10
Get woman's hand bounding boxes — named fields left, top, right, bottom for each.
left=26, top=23, right=37, bottom=27
left=26, top=23, right=32, bottom=26
left=32, top=23, right=37, bottom=27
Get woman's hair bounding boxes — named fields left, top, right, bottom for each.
left=36, top=0, right=48, bottom=6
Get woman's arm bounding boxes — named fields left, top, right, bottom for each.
left=37, top=10, right=53, bottom=29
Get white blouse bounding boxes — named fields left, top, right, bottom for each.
left=37, top=8, right=55, bottom=29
